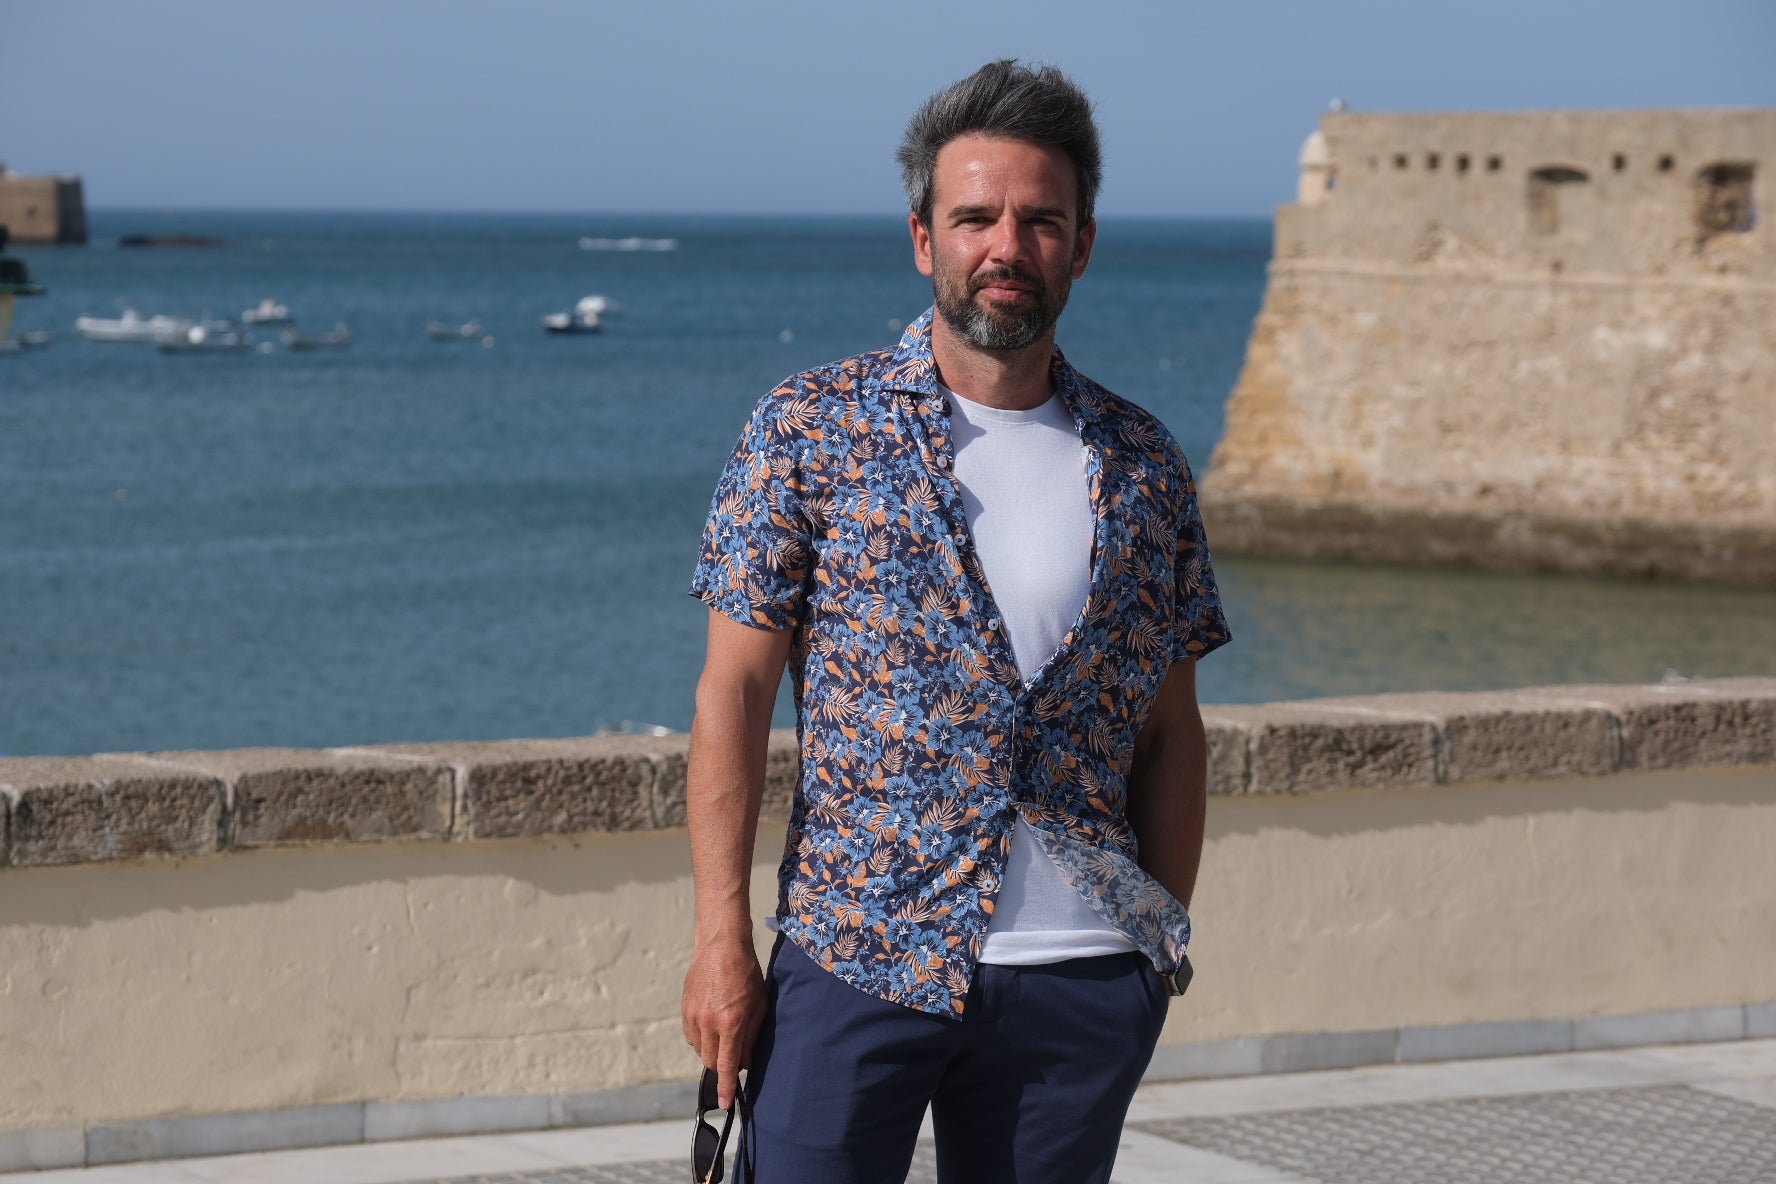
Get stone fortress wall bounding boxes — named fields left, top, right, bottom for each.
left=2, top=679, right=1773, bottom=1171
left=1202, top=109, right=1775, bottom=584
left=0, top=164, right=87, bottom=245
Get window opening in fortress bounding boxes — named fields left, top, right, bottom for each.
left=1457, top=154, right=1471, bottom=174
left=1696, top=162, right=1758, bottom=238
left=1613, top=153, right=1628, bottom=172
left=1528, top=165, right=1589, bottom=235
left=1659, top=154, right=1675, bottom=173
left=1394, top=153, right=1409, bottom=170
left=1427, top=152, right=1441, bottom=171
left=1487, top=155, right=1503, bottom=173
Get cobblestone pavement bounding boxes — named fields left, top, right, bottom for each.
left=10, top=1042, right=1774, bottom=1184
left=394, top=1083, right=1776, bottom=1184
left=1138, top=1083, right=1776, bottom=1184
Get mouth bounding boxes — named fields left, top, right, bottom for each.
left=973, top=277, right=1036, bottom=303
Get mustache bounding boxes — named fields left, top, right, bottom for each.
left=969, top=267, right=1042, bottom=294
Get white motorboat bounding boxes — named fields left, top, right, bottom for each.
left=575, top=294, right=622, bottom=316
left=158, top=321, right=252, bottom=354
left=75, top=309, right=187, bottom=343
left=426, top=319, right=484, bottom=341
left=242, top=298, right=295, bottom=325
left=542, top=296, right=613, bottom=334
left=542, top=308, right=603, bottom=335
left=282, top=323, right=351, bottom=351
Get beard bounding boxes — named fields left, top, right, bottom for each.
left=931, top=254, right=1074, bottom=353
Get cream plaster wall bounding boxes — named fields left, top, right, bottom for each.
left=4, top=765, right=1772, bottom=1133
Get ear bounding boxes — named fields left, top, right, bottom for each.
left=910, top=212, right=935, bottom=278
left=1071, top=218, right=1097, bottom=280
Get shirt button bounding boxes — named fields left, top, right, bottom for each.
left=986, top=617, right=1001, bottom=632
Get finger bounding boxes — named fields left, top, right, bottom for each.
left=716, top=1035, right=741, bottom=1110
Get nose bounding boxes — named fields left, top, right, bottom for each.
left=986, top=212, right=1027, bottom=266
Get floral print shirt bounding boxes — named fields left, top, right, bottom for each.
left=691, top=310, right=1230, bottom=1017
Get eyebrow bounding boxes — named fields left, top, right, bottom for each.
left=947, top=203, right=1071, bottom=223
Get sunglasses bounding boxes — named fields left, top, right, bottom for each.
left=692, top=1067, right=753, bottom=1183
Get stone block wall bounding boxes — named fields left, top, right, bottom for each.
left=1204, top=109, right=1776, bottom=584
left=2, top=678, right=1773, bottom=1170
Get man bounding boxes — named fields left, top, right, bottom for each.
left=682, top=59, right=1230, bottom=1184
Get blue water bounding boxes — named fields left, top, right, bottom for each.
left=3, top=211, right=1772, bottom=757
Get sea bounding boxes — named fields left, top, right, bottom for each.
left=3, top=210, right=1772, bottom=758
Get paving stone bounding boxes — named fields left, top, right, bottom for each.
left=0, top=754, right=224, bottom=867
left=1197, top=713, right=1251, bottom=795
left=1135, top=1083, right=1776, bottom=1184
left=395, top=1143, right=942, bottom=1184
left=643, top=737, right=692, bottom=828
left=1519, top=680, right=1776, bottom=771
left=1207, top=704, right=1438, bottom=794
left=1310, top=689, right=1620, bottom=783
left=136, top=747, right=454, bottom=847
left=372, top=737, right=665, bottom=838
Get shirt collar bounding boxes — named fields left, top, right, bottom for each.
left=882, top=307, right=1107, bottom=441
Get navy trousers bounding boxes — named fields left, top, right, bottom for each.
left=735, top=936, right=1170, bottom=1184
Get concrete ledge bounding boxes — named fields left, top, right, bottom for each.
left=0, top=755, right=224, bottom=867
left=364, top=1095, right=551, bottom=1142
left=1259, top=1026, right=1400, bottom=1073
left=9, top=1002, right=1764, bottom=1169
left=0, top=1125, right=84, bottom=1174
left=1572, top=1004, right=1747, bottom=1051
left=1397, top=1018, right=1575, bottom=1063
left=85, top=1103, right=365, bottom=1165
left=2, top=678, right=1772, bottom=867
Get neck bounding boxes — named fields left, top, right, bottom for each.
left=929, top=315, right=1055, bottom=411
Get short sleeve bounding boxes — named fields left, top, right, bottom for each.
left=688, top=391, right=814, bottom=631
left=1170, top=457, right=1231, bottom=663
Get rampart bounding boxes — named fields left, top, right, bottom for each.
left=2, top=678, right=1773, bottom=1170
left=0, top=165, right=87, bottom=245
left=1203, top=109, right=1775, bottom=584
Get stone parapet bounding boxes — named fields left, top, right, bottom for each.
left=3, top=678, right=1771, bottom=869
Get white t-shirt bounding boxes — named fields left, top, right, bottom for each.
left=942, top=384, right=1138, bottom=966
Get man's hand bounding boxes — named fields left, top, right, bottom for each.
left=682, top=934, right=767, bottom=1109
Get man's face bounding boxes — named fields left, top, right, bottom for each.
left=911, top=133, right=1096, bottom=353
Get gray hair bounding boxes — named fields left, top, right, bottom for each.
left=897, top=60, right=1102, bottom=227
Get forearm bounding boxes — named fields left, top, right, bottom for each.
left=1126, top=702, right=1208, bottom=909
left=685, top=663, right=776, bottom=942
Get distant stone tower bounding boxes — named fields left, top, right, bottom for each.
left=1203, top=109, right=1775, bottom=585
left=0, top=163, right=88, bottom=245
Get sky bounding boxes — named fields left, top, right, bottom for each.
left=2, top=0, right=1773, bottom=217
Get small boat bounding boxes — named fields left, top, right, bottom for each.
left=242, top=298, right=295, bottom=325
left=542, top=296, right=610, bottom=335
left=157, top=321, right=252, bottom=354
left=542, top=309, right=602, bottom=334
left=75, top=309, right=187, bottom=343
left=282, top=323, right=351, bottom=351
left=0, top=329, right=55, bottom=352
left=426, top=319, right=484, bottom=342
left=574, top=294, right=622, bottom=316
